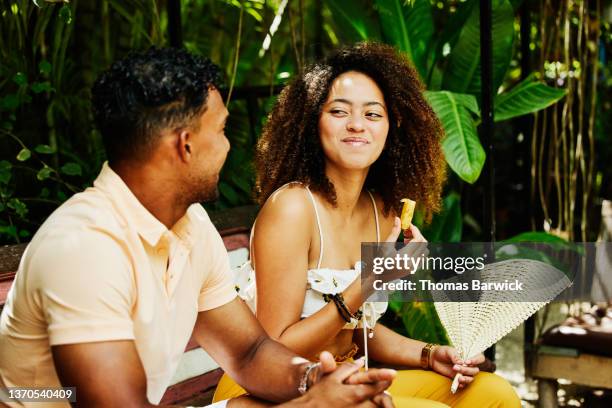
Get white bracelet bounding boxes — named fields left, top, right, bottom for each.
left=298, top=362, right=320, bottom=395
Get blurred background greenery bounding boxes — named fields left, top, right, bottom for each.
left=1, top=0, right=611, bottom=344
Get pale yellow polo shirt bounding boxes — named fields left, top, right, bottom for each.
left=0, top=163, right=237, bottom=407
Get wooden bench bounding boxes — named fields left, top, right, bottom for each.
left=525, top=200, right=612, bottom=407
left=532, top=346, right=612, bottom=408
left=0, top=205, right=257, bottom=406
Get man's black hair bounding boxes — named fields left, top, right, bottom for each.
left=92, top=47, right=222, bottom=164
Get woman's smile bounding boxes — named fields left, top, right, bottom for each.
left=341, top=136, right=371, bottom=147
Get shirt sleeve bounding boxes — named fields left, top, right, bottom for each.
left=197, top=220, right=237, bottom=312
left=30, top=229, right=135, bottom=346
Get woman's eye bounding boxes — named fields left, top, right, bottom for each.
left=330, top=109, right=348, bottom=116
left=366, top=112, right=383, bottom=119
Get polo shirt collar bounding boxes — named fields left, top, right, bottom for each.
left=93, top=162, right=197, bottom=248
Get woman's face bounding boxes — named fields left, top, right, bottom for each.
left=318, top=70, right=389, bottom=171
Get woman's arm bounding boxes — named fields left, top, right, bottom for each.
left=359, top=324, right=485, bottom=389
left=253, top=187, right=365, bottom=358
left=356, top=323, right=424, bottom=367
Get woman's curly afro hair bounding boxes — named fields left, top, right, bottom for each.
left=255, top=42, right=446, bottom=221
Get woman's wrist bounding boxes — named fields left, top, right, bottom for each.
left=344, top=279, right=365, bottom=312
left=324, top=293, right=362, bottom=323
left=420, top=343, right=439, bottom=370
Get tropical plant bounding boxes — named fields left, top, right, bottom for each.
left=0, top=0, right=297, bottom=241
left=322, top=0, right=572, bottom=342
left=327, top=0, right=567, bottom=185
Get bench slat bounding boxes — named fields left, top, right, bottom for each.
left=533, top=352, right=612, bottom=389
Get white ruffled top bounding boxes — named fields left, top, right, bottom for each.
left=236, top=262, right=387, bottom=330
left=233, top=183, right=387, bottom=331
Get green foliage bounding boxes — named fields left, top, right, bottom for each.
left=388, top=300, right=450, bottom=345
left=494, top=73, right=567, bottom=122
left=1, top=0, right=127, bottom=243
left=375, top=0, right=433, bottom=79
left=60, top=163, right=82, bottom=177
left=502, top=231, right=571, bottom=245
left=0, top=0, right=294, bottom=240
left=496, top=232, right=581, bottom=279
left=441, top=0, right=514, bottom=97
left=324, top=0, right=565, bottom=189
left=421, top=192, right=463, bottom=243
left=326, top=0, right=380, bottom=42
left=16, top=149, right=31, bottom=162
left=425, top=91, right=484, bottom=184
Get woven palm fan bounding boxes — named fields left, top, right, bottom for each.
left=432, top=258, right=571, bottom=393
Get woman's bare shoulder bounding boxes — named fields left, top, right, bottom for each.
left=257, top=183, right=315, bottom=230
left=252, top=184, right=314, bottom=268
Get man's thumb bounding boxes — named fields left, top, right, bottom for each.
left=318, top=351, right=337, bottom=374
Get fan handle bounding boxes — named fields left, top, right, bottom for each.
left=451, top=373, right=461, bottom=394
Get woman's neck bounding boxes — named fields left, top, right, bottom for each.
left=324, top=163, right=369, bottom=219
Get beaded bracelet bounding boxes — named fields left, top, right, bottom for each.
left=323, top=293, right=363, bottom=323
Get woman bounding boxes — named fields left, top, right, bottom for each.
left=214, top=43, right=520, bottom=407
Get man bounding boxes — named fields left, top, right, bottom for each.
left=0, top=48, right=395, bottom=407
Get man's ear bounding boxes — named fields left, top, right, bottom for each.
left=177, top=129, right=191, bottom=163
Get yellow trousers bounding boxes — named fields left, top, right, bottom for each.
left=213, top=369, right=521, bottom=407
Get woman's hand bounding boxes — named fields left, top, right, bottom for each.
left=379, top=218, right=429, bottom=279
left=384, top=216, right=427, bottom=243
left=430, top=346, right=485, bottom=390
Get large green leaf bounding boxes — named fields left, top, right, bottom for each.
left=425, top=91, right=485, bottom=184
left=441, top=0, right=515, bottom=97
left=375, top=0, right=433, bottom=78
left=502, top=231, right=582, bottom=254
left=428, top=0, right=477, bottom=84
left=326, top=0, right=381, bottom=43
left=503, top=231, right=568, bottom=244
left=494, top=75, right=567, bottom=122
left=509, top=0, right=525, bottom=10
left=398, top=301, right=450, bottom=345
left=422, top=193, right=463, bottom=243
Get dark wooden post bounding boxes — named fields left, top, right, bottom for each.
left=167, top=0, right=183, bottom=48
left=519, top=0, right=536, bottom=378
left=480, top=0, right=496, bottom=362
